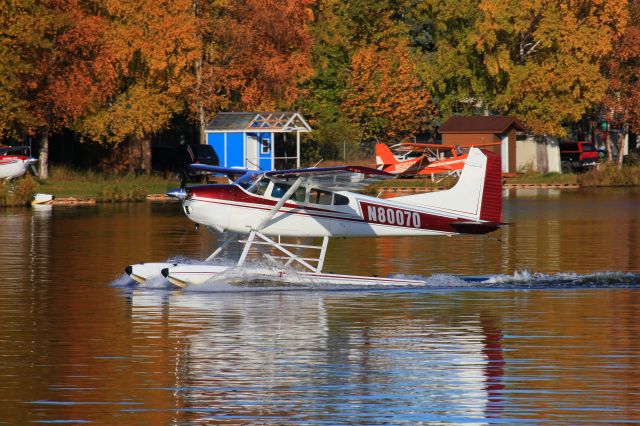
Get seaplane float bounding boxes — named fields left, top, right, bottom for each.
left=125, top=147, right=503, bottom=288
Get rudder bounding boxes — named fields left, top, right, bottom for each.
left=394, top=147, right=502, bottom=223
left=375, top=143, right=398, bottom=167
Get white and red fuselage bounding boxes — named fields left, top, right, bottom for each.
left=0, top=148, right=37, bottom=180
left=182, top=148, right=502, bottom=238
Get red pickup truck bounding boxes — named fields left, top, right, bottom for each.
left=560, top=142, right=599, bottom=173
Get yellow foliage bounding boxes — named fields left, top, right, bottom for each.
left=342, top=39, right=434, bottom=142
left=423, top=0, right=629, bottom=135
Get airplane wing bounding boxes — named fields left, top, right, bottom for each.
left=0, top=145, right=30, bottom=154
left=188, top=164, right=253, bottom=176
left=401, top=142, right=456, bottom=150
left=264, top=166, right=394, bottom=191
left=187, top=164, right=260, bottom=186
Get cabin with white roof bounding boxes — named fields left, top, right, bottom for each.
left=205, top=112, right=312, bottom=171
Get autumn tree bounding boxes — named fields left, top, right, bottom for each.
left=0, top=0, right=40, bottom=139
left=303, top=0, right=430, bottom=159
left=414, top=0, right=629, bottom=136
left=602, top=0, right=640, bottom=166
left=342, top=41, right=434, bottom=143
left=0, top=0, right=116, bottom=178
left=209, top=0, right=315, bottom=111
left=77, top=0, right=199, bottom=172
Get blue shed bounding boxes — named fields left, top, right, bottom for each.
left=205, top=112, right=312, bottom=171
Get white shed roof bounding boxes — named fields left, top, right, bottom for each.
left=205, top=112, right=312, bottom=133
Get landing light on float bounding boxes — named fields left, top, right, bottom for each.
left=125, top=147, right=505, bottom=288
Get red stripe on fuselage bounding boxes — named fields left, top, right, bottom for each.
left=189, top=185, right=342, bottom=214
left=189, top=184, right=498, bottom=235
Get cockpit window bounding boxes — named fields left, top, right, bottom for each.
left=271, top=182, right=306, bottom=202
left=309, top=188, right=332, bottom=205
left=334, top=193, right=349, bottom=205
left=252, top=178, right=269, bottom=196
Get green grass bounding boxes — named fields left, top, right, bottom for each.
left=35, top=166, right=178, bottom=202
left=504, top=172, right=578, bottom=185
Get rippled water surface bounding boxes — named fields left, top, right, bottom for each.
left=1, top=188, right=639, bottom=424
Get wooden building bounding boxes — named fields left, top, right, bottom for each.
left=438, top=115, right=526, bottom=173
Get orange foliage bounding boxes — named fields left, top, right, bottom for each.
left=604, top=0, right=640, bottom=134
left=79, top=0, right=200, bottom=144
left=342, top=41, right=433, bottom=142
left=213, top=0, right=315, bottom=111
left=18, top=0, right=116, bottom=131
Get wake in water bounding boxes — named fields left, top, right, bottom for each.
left=111, top=256, right=640, bottom=292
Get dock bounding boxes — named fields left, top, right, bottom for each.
left=146, top=194, right=178, bottom=202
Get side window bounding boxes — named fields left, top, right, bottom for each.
left=293, top=187, right=306, bottom=202
left=334, top=193, right=349, bottom=205
left=271, top=183, right=289, bottom=199
left=270, top=182, right=305, bottom=203
left=260, top=138, right=270, bottom=154
left=310, top=188, right=332, bottom=205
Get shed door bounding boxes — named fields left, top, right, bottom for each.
left=501, top=135, right=509, bottom=173
left=246, top=135, right=259, bottom=170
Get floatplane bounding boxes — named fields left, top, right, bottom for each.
left=0, top=145, right=37, bottom=180
left=375, top=141, right=501, bottom=179
left=125, top=147, right=502, bottom=288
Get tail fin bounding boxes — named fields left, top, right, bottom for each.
left=375, top=143, right=398, bottom=167
left=395, top=148, right=502, bottom=223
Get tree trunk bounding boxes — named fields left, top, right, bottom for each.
left=604, top=130, right=613, bottom=163
left=617, top=127, right=627, bottom=168
left=39, top=127, right=49, bottom=179
left=141, top=135, right=151, bottom=173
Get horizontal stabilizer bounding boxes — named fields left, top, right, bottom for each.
left=450, top=221, right=502, bottom=234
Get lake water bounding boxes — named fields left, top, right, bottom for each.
left=1, top=188, right=639, bottom=424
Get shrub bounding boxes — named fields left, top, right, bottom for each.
left=0, top=176, right=36, bottom=206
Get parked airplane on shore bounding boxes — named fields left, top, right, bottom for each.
left=126, top=147, right=502, bottom=288
left=0, top=146, right=37, bottom=180
left=375, top=142, right=500, bottom=178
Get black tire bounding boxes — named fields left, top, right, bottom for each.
left=561, top=161, right=573, bottom=174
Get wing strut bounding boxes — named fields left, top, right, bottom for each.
left=237, top=231, right=329, bottom=273
left=253, top=176, right=304, bottom=231
left=205, top=231, right=238, bottom=261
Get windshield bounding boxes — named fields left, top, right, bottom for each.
left=249, top=177, right=270, bottom=195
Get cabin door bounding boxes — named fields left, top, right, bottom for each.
left=246, top=135, right=259, bottom=170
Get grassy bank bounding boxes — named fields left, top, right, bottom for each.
left=1, top=167, right=178, bottom=206
left=578, top=164, right=640, bottom=186
left=36, top=167, right=178, bottom=202
left=2, top=162, right=638, bottom=207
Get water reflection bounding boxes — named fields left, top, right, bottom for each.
left=0, top=189, right=639, bottom=424
left=120, top=289, right=504, bottom=424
